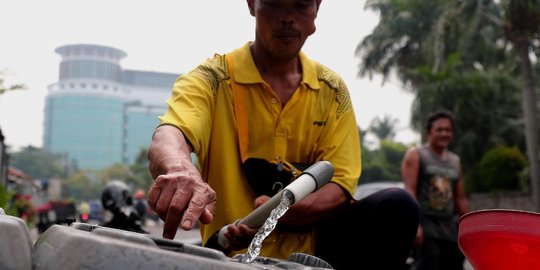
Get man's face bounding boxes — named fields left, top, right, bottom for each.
left=249, top=0, right=319, bottom=60
left=427, top=118, right=453, bottom=149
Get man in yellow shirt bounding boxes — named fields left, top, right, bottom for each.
left=147, top=0, right=419, bottom=268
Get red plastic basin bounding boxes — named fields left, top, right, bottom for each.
left=459, top=209, right=540, bottom=270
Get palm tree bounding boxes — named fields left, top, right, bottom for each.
left=498, top=0, right=540, bottom=209
left=357, top=0, right=445, bottom=87
left=368, top=115, right=399, bottom=141
left=0, top=71, right=26, bottom=95
left=357, top=0, right=537, bottom=202
left=410, top=62, right=524, bottom=173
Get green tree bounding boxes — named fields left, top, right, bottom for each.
left=410, top=0, right=540, bottom=206
left=0, top=70, right=26, bottom=95
left=360, top=139, right=408, bottom=183
left=62, top=170, right=101, bottom=201
left=0, top=184, right=17, bottom=215
left=61, top=147, right=153, bottom=201
left=96, top=164, right=134, bottom=187
left=410, top=58, right=524, bottom=173
left=129, top=147, right=153, bottom=190
left=498, top=0, right=540, bottom=210
left=357, top=0, right=507, bottom=86
left=368, top=115, right=399, bottom=141
left=357, top=0, right=445, bottom=85
left=97, top=161, right=152, bottom=189
left=9, top=146, right=66, bottom=179
left=357, top=0, right=538, bottom=202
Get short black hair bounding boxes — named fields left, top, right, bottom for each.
left=426, top=110, right=455, bottom=131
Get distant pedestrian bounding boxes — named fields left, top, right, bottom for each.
left=134, top=189, right=148, bottom=224
left=401, top=110, right=470, bottom=270
left=79, top=201, right=90, bottom=222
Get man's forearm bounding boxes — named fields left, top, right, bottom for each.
left=148, top=125, right=193, bottom=179
left=456, top=197, right=470, bottom=216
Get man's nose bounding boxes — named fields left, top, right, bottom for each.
left=279, top=9, right=295, bottom=25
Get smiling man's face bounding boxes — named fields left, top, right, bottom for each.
left=427, top=118, right=454, bottom=150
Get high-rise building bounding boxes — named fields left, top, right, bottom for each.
left=43, top=44, right=178, bottom=170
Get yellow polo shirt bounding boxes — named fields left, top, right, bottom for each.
left=159, top=43, right=361, bottom=259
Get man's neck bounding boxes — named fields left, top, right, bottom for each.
left=249, top=42, right=301, bottom=78
left=249, top=42, right=302, bottom=105
left=428, top=143, right=447, bottom=158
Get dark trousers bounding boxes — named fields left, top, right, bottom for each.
left=412, top=237, right=465, bottom=270
left=315, top=188, right=420, bottom=270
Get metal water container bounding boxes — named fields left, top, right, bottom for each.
left=0, top=214, right=33, bottom=270
left=33, top=223, right=333, bottom=270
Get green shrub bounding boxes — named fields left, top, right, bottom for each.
left=464, top=164, right=486, bottom=193
left=359, top=139, right=407, bottom=183
left=478, top=146, right=527, bottom=192
left=0, top=184, right=17, bottom=216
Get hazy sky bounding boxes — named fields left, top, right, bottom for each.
left=0, top=0, right=418, bottom=151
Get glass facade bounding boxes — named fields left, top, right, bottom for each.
left=44, top=44, right=176, bottom=170
left=60, top=60, right=122, bottom=81
left=124, top=107, right=163, bottom=164
left=122, top=70, right=178, bottom=89
left=44, top=95, right=125, bottom=169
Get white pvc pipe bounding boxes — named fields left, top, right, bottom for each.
left=217, top=161, right=334, bottom=250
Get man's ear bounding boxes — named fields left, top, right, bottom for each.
left=247, top=0, right=255, bottom=16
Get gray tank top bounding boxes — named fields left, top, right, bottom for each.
left=417, top=145, right=461, bottom=241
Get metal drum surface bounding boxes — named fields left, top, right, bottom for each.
left=0, top=214, right=33, bottom=270
left=33, top=223, right=333, bottom=270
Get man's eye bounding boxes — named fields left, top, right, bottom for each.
left=261, top=1, right=280, bottom=9
left=296, top=3, right=313, bottom=10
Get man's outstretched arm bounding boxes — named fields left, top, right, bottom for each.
left=147, top=125, right=216, bottom=239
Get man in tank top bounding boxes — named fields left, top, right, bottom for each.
left=401, top=110, right=470, bottom=270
